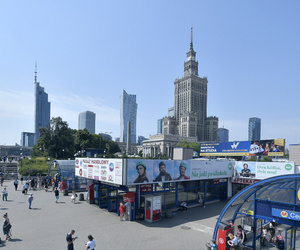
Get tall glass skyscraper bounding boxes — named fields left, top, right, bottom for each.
left=120, top=90, right=137, bottom=143
left=248, top=117, right=261, bottom=141
left=34, top=64, right=51, bottom=145
left=218, top=128, right=229, bottom=142
left=157, top=119, right=162, bottom=134
left=78, top=111, right=96, bottom=134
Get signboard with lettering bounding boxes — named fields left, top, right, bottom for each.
left=200, top=139, right=285, bottom=157
left=272, top=208, right=300, bottom=221
left=127, top=159, right=233, bottom=185
left=140, top=184, right=153, bottom=193
left=235, top=162, right=294, bottom=180
left=75, top=158, right=123, bottom=185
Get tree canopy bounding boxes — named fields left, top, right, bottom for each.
left=31, top=117, right=120, bottom=159
left=176, top=140, right=200, bottom=153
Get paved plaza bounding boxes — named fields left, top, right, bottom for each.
left=0, top=179, right=227, bottom=249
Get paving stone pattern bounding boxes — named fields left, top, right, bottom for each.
left=0, top=180, right=227, bottom=249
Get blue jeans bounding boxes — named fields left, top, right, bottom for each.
left=2, top=194, right=7, bottom=201
left=29, top=199, right=32, bottom=208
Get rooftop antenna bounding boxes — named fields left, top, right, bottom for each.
left=190, top=24, right=193, bottom=50
left=34, top=61, right=37, bottom=83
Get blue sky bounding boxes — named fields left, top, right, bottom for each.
left=1, top=1, right=299, bottom=149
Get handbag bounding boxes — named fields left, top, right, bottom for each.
left=6, top=224, right=12, bottom=230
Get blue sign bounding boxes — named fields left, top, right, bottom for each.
left=272, top=208, right=300, bottom=221
left=200, top=141, right=251, bottom=156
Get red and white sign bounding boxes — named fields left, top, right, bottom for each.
left=140, top=184, right=153, bottom=193
left=232, top=177, right=259, bottom=185
left=75, top=158, right=123, bottom=185
left=213, top=179, right=219, bottom=185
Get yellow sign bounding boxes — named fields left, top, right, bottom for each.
left=247, top=210, right=254, bottom=215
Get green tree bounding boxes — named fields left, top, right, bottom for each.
left=176, top=140, right=200, bottom=153
left=39, top=117, right=75, bottom=158
left=190, top=142, right=200, bottom=153
left=176, top=140, right=190, bottom=148
left=106, top=140, right=120, bottom=154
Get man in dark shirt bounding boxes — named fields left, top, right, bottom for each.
left=240, top=163, right=251, bottom=177
left=154, top=162, right=172, bottom=182
left=66, top=229, right=77, bottom=250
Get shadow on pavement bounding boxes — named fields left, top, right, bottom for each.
left=7, top=238, right=22, bottom=242
left=134, top=200, right=228, bottom=229
left=31, top=208, right=41, bottom=210
left=0, top=208, right=8, bottom=210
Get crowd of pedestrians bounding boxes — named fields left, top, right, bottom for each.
left=0, top=172, right=97, bottom=249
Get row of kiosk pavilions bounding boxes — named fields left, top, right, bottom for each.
left=48, top=159, right=300, bottom=250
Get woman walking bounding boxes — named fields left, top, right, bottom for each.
left=3, top=213, right=11, bottom=240
left=86, top=234, right=96, bottom=250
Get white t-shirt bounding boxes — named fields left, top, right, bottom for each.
left=231, top=236, right=239, bottom=246
left=87, top=240, right=95, bottom=249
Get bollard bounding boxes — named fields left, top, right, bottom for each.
left=79, top=193, right=84, bottom=201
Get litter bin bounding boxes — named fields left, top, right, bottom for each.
left=165, top=208, right=172, bottom=218
left=63, top=189, right=68, bottom=196
left=205, top=243, right=211, bottom=250
left=79, top=193, right=84, bottom=201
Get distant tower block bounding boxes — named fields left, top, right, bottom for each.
left=127, top=121, right=131, bottom=154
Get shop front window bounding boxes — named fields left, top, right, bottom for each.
left=187, top=189, right=197, bottom=204
left=206, top=185, right=219, bottom=201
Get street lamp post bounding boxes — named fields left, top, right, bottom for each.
left=39, top=148, right=41, bottom=157
left=62, top=149, right=65, bottom=159
left=28, top=157, right=31, bottom=176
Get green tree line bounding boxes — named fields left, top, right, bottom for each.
left=31, top=117, right=120, bottom=159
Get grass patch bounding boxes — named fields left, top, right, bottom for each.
left=19, top=157, right=53, bottom=176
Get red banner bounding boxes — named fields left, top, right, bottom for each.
left=140, top=184, right=153, bottom=193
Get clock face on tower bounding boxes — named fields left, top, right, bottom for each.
left=187, top=56, right=191, bottom=61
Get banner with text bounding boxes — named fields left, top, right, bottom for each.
left=200, top=139, right=285, bottom=157
left=75, top=158, right=123, bottom=185
left=127, top=159, right=233, bottom=185
left=235, top=161, right=294, bottom=180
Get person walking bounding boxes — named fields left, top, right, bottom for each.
left=86, top=235, right=96, bottom=250
left=3, top=213, right=11, bottom=241
left=71, top=190, right=77, bottom=203
left=28, top=193, right=33, bottom=209
left=54, top=187, right=59, bottom=203
left=23, top=182, right=28, bottom=194
left=66, top=229, right=78, bottom=250
left=14, top=179, right=18, bottom=191
left=2, top=188, right=8, bottom=201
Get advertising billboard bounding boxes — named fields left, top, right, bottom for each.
left=126, top=159, right=233, bottom=185
left=200, top=139, right=285, bottom=157
left=75, top=158, right=123, bottom=185
left=235, top=161, right=294, bottom=180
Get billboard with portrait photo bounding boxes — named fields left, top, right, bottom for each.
left=127, top=159, right=153, bottom=185
left=235, top=162, right=256, bottom=179
left=173, top=160, right=191, bottom=180
left=153, top=160, right=174, bottom=182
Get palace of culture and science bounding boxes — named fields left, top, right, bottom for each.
left=142, top=27, right=218, bottom=158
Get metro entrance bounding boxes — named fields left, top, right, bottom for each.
left=213, top=174, right=300, bottom=250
